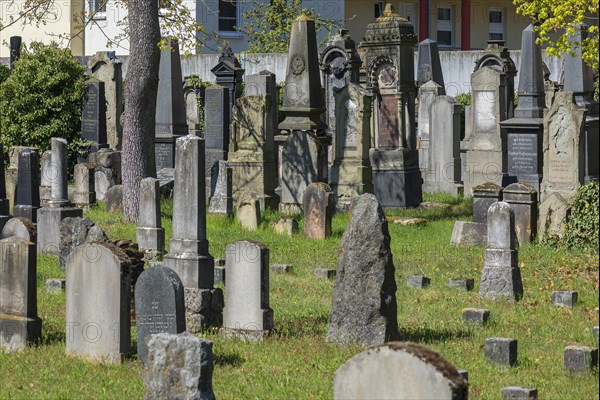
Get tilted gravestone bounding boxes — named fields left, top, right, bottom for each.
left=136, top=177, right=165, bottom=260
left=479, top=201, right=523, bottom=301
left=327, top=194, right=399, bottom=345
left=303, top=182, right=333, bottom=239
left=0, top=218, right=42, bottom=352
left=65, top=242, right=132, bottom=363
left=135, top=266, right=186, bottom=365
left=13, top=149, right=41, bottom=223
left=333, top=342, right=468, bottom=399
left=221, top=241, right=273, bottom=341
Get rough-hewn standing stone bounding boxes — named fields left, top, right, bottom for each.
left=236, top=191, right=261, bottom=231
left=136, top=178, right=165, bottom=259
left=485, top=337, right=518, bottom=367
left=564, top=346, right=598, bottom=374
left=479, top=202, right=523, bottom=301
left=135, top=266, right=186, bottom=365
left=13, top=149, right=41, bottom=222
left=333, top=342, right=468, bottom=400
left=303, top=182, right=333, bottom=239
left=327, top=194, right=398, bottom=345
left=142, top=332, right=215, bottom=400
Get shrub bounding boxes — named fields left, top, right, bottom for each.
left=0, top=63, right=9, bottom=85
left=562, top=181, right=599, bottom=251
left=0, top=42, right=86, bottom=169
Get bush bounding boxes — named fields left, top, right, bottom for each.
left=0, top=42, right=86, bottom=169
left=0, top=64, right=9, bottom=85
left=562, top=181, right=599, bottom=251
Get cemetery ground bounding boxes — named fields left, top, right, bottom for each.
left=0, top=194, right=598, bottom=399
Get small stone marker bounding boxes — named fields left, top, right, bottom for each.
left=502, top=182, right=538, bottom=246
left=451, top=221, right=487, bottom=246
left=462, top=308, right=490, bottom=325
left=333, top=342, right=468, bottom=400
left=449, top=278, right=474, bottom=291
left=501, top=386, right=538, bottom=400
left=485, top=337, right=518, bottom=367
left=221, top=241, right=273, bottom=341
left=136, top=178, right=165, bottom=260
left=184, top=287, right=224, bottom=333
left=564, top=345, right=598, bottom=374
left=236, top=191, right=261, bottom=230
left=135, top=266, right=186, bottom=365
left=314, top=268, right=336, bottom=280
left=46, top=278, right=65, bottom=293
left=142, top=332, right=215, bottom=400
left=593, top=326, right=599, bottom=343
left=271, top=264, right=293, bottom=274
left=273, top=217, right=298, bottom=236
left=303, top=182, right=334, bottom=239
left=407, top=275, right=431, bottom=288
left=551, top=291, right=578, bottom=308
left=214, top=266, right=226, bottom=285
left=105, top=184, right=123, bottom=212
left=327, top=194, right=399, bottom=345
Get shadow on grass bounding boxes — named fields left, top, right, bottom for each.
left=40, top=330, right=66, bottom=346
left=214, top=349, right=245, bottom=367
left=398, top=326, right=472, bottom=343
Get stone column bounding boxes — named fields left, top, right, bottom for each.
left=39, top=150, right=52, bottom=206
left=13, top=149, right=41, bottom=222
left=136, top=177, right=165, bottom=260
left=49, top=138, right=69, bottom=207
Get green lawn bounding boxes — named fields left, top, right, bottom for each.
left=1, top=194, right=598, bottom=399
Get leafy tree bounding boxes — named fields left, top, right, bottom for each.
left=238, top=0, right=340, bottom=53
left=0, top=42, right=86, bottom=169
left=513, top=0, right=599, bottom=69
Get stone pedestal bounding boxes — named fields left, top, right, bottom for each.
left=0, top=315, right=42, bottom=352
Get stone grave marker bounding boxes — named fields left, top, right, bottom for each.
left=485, top=337, right=518, bottom=367
left=39, top=150, right=52, bottom=205
left=501, top=386, right=538, bottom=400
left=79, top=78, right=108, bottom=162
left=314, top=268, right=336, bottom=279
left=537, top=192, right=569, bottom=242
left=417, top=39, right=445, bottom=89
left=13, top=149, right=41, bottom=222
left=564, top=346, right=598, bottom=374
left=407, top=275, right=431, bottom=288
left=417, top=80, right=444, bottom=172
left=462, top=308, right=490, bottom=325
left=503, top=182, right=538, bottom=246
left=236, top=191, right=261, bottom=231
left=136, top=178, right=165, bottom=259
left=208, top=160, right=233, bottom=217
left=73, top=163, right=96, bottom=208
left=211, top=43, right=244, bottom=115
left=203, top=85, right=229, bottom=191
left=88, top=148, right=121, bottom=201
left=303, top=182, right=333, bottom=239
left=0, top=142, right=10, bottom=219
left=551, top=290, right=578, bottom=308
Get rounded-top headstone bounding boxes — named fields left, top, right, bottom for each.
left=487, top=201, right=516, bottom=249
left=0, top=217, right=36, bottom=242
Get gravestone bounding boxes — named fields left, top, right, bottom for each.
left=221, top=241, right=273, bottom=341
left=135, top=266, right=186, bottom=365
left=142, top=332, right=215, bottom=400
left=424, top=95, right=463, bottom=195
left=449, top=278, right=474, bottom=291
left=73, top=163, right=96, bottom=208
left=479, top=201, right=523, bottom=301
left=327, top=194, right=399, bottom=345
left=462, top=308, right=490, bottom=325
left=13, top=149, right=41, bottom=222
left=136, top=177, right=165, bottom=259
left=485, top=337, right=518, bottom=367
left=501, top=387, right=538, bottom=400
left=88, top=148, right=121, bottom=201
left=88, top=51, right=123, bottom=150
left=208, top=160, right=233, bottom=216
left=79, top=78, right=108, bottom=162
left=333, top=342, right=468, bottom=400
left=417, top=39, right=445, bottom=89
left=503, top=182, right=538, bottom=246
left=236, top=191, right=261, bottom=231
left=0, top=218, right=42, bottom=352
left=9, top=36, right=21, bottom=69
left=473, top=182, right=503, bottom=224
left=105, top=184, right=123, bottom=212
left=501, top=25, right=546, bottom=195
left=203, top=85, right=230, bottom=193
left=65, top=242, right=132, bottom=363
left=417, top=80, right=444, bottom=172
left=315, top=268, right=336, bottom=279
left=329, top=83, right=374, bottom=211
left=37, top=138, right=83, bottom=255
left=183, top=77, right=204, bottom=129
left=273, top=217, right=298, bottom=236
left=39, top=150, right=52, bottom=205
left=155, top=39, right=187, bottom=170
left=538, top=192, right=569, bottom=241
left=363, top=4, right=421, bottom=208
left=303, top=182, right=333, bottom=239
left=211, top=43, right=244, bottom=115
left=0, top=142, right=9, bottom=219
left=407, top=275, right=431, bottom=288
left=551, top=290, right=578, bottom=308
left=564, top=346, right=598, bottom=374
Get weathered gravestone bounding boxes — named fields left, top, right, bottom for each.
left=13, top=149, right=40, bottom=222
left=39, top=150, right=52, bottom=205
left=221, top=241, right=273, bottom=341
left=485, top=337, right=518, bottom=367
left=136, top=178, right=165, bottom=260
left=503, top=182, right=537, bottom=246
left=59, top=217, right=107, bottom=270
left=88, top=148, right=121, bottom=201
left=73, top=163, right=96, bottom=208
left=303, top=182, right=333, bottom=239
left=135, top=266, right=186, bottom=365
left=417, top=39, right=445, bottom=89
left=501, top=386, right=538, bottom=400
left=236, top=191, right=261, bottom=231
left=417, top=80, right=444, bottom=172
left=211, top=43, right=244, bottom=115
left=0, top=218, right=42, bottom=352
left=142, top=332, right=215, bottom=400
left=208, top=160, right=233, bottom=216
left=564, top=345, right=598, bottom=374
left=479, top=201, right=523, bottom=301
left=0, top=142, right=10, bottom=221
left=183, top=77, right=204, bottom=129
left=333, top=342, right=468, bottom=400
left=105, top=184, right=123, bottom=212
left=537, top=192, right=569, bottom=242
left=79, top=78, right=108, bottom=162
left=203, top=85, right=230, bottom=194
left=327, top=194, right=399, bottom=345
left=65, top=242, right=132, bottom=363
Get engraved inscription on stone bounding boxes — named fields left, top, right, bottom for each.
left=377, top=94, right=399, bottom=149
left=548, top=105, right=574, bottom=184
left=205, top=96, right=223, bottom=148
left=474, top=90, right=497, bottom=132
left=344, top=99, right=358, bottom=148
left=82, top=83, right=100, bottom=141
left=507, top=133, right=537, bottom=175
left=155, top=143, right=173, bottom=170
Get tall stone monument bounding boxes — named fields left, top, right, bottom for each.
left=417, top=39, right=445, bottom=89
left=155, top=39, right=187, bottom=170
left=79, top=78, right=108, bottom=162
left=211, top=43, right=244, bottom=115
left=203, top=85, right=230, bottom=194
left=9, top=36, right=21, bottom=69
left=278, top=15, right=330, bottom=213
left=13, top=149, right=41, bottom=223
left=0, top=142, right=11, bottom=225
left=362, top=4, right=422, bottom=208
left=417, top=80, right=444, bottom=172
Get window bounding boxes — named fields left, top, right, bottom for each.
left=489, top=8, right=505, bottom=40
left=90, top=0, right=106, bottom=15
left=219, top=0, right=238, bottom=33
left=436, top=6, right=454, bottom=47
left=374, top=2, right=384, bottom=18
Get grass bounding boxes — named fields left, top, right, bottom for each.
left=1, top=194, right=598, bottom=399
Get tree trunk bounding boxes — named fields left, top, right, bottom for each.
left=122, top=0, right=161, bottom=222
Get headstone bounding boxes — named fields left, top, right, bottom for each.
left=363, top=5, right=421, bottom=208
left=479, top=201, right=523, bottom=301
left=37, top=138, right=83, bottom=255
left=271, top=264, right=293, bottom=274
left=451, top=221, right=487, bottom=246
left=203, top=85, right=230, bottom=192
left=484, top=337, right=518, bottom=367
left=214, top=266, right=226, bottom=285
left=593, top=326, right=599, bottom=343
left=314, top=268, right=337, bottom=279
left=273, top=217, right=298, bottom=236
left=59, top=217, right=107, bottom=270
left=136, top=178, right=165, bottom=259
left=303, top=182, right=333, bottom=239
left=65, top=242, right=132, bottom=363
left=538, top=191, right=569, bottom=243
left=417, top=39, right=445, bottom=89
left=211, top=43, right=244, bottom=115
left=0, top=142, right=10, bottom=218
left=13, top=149, right=41, bottom=223
left=39, top=150, right=52, bottom=205
left=407, top=275, right=431, bottom=288
left=89, top=148, right=122, bottom=201
left=464, top=41, right=516, bottom=193
left=73, top=163, right=96, bottom=208
left=105, top=184, right=123, bottom=213
left=79, top=78, right=108, bottom=162
left=236, top=191, right=261, bottom=231
left=501, top=386, right=538, bottom=400
left=135, top=266, right=186, bottom=365
left=142, top=332, right=215, bottom=400
left=449, top=278, right=474, bottom=291
left=462, top=308, right=490, bottom=325
left=221, top=241, right=273, bottom=341
left=155, top=39, right=187, bottom=170
left=329, top=83, right=374, bottom=211
left=0, top=218, right=42, bottom=352
left=333, top=342, right=468, bottom=400
left=9, top=36, right=21, bottom=69
left=503, top=182, right=538, bottom=246
left=183, top=77, right=204, bottom=129
left=417, top=80, right=444, bottom=171
left=46, top=278, right=65, bottom=293
left=184, top=286, right=224, bottom=333
left=88, top=51, right=123, bottom=150
left=473, top=182, right=503, bottom=224
left=564, top=346, right=598, bottom=374
left=327, top=194, right=399, bottom=345
left=424, top=95, right=463, bottom=195
left=551, top=290, right=578, bottom=308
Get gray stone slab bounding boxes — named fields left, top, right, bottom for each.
left=451, top=221, right=487, bottom=246
left=37, top=207, right=83, bottom=255
left=407, top=275, right=431, bottom=289
left=46, top=278, right=65, bottom=293
left=303, top=182, right=333, bottom=239
left=13, top=149, right=40, bottom=223
left=484, top=337, right=518, bottom=367
left=551, top=291, right=578, bottom=308
left=236, top=191, right=261, bottom=231
left=214, top=266, right=225, bottom=285
left=271, top=264, right=293, bottom=274
left=501, top=386, right=538, bottom=400
left=593, top=326, right=599, bottom=343
left=564, top=346, right=598, bottom=374
left=314, top=269, right=336, bottom=279
left=449, top=278, right=474, bottom=291
left=462, top=308, right=490, bottom=325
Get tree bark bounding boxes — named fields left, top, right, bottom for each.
left=122, top=0, right=161, bottom=222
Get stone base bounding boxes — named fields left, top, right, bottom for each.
left=451, top=221, right=487, bottom=246
left=13, top=205, right=40, bottom=223
left=479, top=265, right=523, bottom=301
left=0, top=314, right=42, bottom=352
left=73, top=192, right=96, bottom=208
left=184, top=287, right=224, bottom=332
left=164, top=252, right=215, bottom=289
left=423, top=181, right=464, bottom=197
left=463, top=149, right=503, bottom=196
left=370, top=149, right=422, bottom=208
left=136, top=227, right=165, bottom=255
left=37, top=206, right=83, bottom=254
left=39, top=187, right=52, bottom=206
left=208, top=195, right=233, bottom=216
left=219, top=327, right=270, bottom=342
